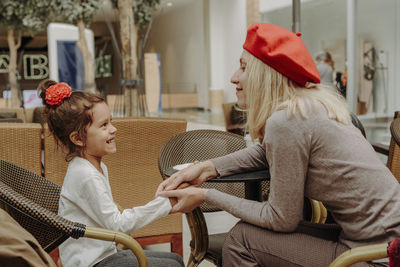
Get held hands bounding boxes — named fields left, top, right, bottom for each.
left=162, top=187, right=209, bottom=214
left=168, top=182, right=190, bottom=211
left=155, top=160, right=218, bottom=196
left=158, top=160, right=218, bottom=214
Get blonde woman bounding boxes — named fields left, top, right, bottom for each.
left=157, top=23, right=399, bottom=266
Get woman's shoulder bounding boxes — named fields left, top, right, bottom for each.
left=267, top=106, right=323, bottom=134
left=268, top=109, right=306, bottom=127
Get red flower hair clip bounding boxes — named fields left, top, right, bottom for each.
left=45, top=83, right=72, bottom=107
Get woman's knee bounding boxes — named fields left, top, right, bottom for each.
left=222, top=221, right=250, bottom=264
left=224, top=221, right=248, bottom=246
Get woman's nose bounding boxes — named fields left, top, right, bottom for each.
left=231, top=70, right=239, bottom=84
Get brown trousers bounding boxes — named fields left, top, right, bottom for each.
left=0, top=208, right=56, bottom=267
left=222, top=221, right=388, bottom=267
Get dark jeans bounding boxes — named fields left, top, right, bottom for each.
left=94, top=248, right=184, bottom=267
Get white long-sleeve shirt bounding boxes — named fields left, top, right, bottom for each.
left=58, top=157, right=171, bottom=267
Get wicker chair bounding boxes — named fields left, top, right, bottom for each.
left=44, top=117, right=187, bottom=256
left=103, top=117, right=187, bottom=256
left=0, top=123, right=42, bottom=176
left=0, top=158, right=148, bottom=267
left=158, top=129, right=270, bottom=267
left=330, top=113, right=400, bottom=267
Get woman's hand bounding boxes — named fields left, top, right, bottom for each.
left=156, top=160, right=218, bottom=196
left=159, top=187, right=208, bottom=213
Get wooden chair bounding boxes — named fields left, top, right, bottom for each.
left=0, top=159, right=148, bottom=267
left=330, top=113, right=400, bottom=267
left=0, top=122, right=42, bottom=176
left=158, top=130, right=270, bottom=267
left=43, top=117, right=187, bottom=256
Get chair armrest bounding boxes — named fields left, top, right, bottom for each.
left=309, top=199, right=322, bottom=223
left=329, top=243, right=388, bottom=267
left=84, top=226, right=148, bottom=267
left=372, top=143, right=389, bottom=156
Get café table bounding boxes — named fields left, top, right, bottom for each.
left=163, top=167, right=270, bottom=201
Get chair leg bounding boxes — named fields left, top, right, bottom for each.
left=187, top=253, right=201, bottom=267
left=171, top=233, right=183, bottom=257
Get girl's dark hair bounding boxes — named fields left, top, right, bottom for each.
left=37, top=79, right=104, bottom=161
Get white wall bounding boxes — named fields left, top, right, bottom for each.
left=147, top=0, right=207, bottom=108
left=208, top=0, right=247, bottom=104
left=261, top=0, right=400, bottom=117
left=147, top=0, right=247, bottom=109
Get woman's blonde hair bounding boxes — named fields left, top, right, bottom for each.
left=245, top=53, right=350, bottom=141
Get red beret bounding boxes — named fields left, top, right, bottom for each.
left=243, top=23, right=320, bottom=86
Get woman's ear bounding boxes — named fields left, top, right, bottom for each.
left=69, top=131, right=84, bottom=147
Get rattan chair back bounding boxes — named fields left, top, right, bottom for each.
left=159, top=129, right=250, bottom=212
left=388, top=115, right=400, bottom=183
left=43, top=124, right=68, bottom=186
left=0, top=159, right=82, bottom=252
left=0, top=123, right=42, bottom=175
left=103, top=117, right=187, bottom=238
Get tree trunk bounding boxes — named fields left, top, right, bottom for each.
left=118, top=0, right=139, bottom=116
left=77, top=19, right=96, bottom=93
left=7, top=29, right=21, bottom=107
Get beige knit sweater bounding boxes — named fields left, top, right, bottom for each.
left=208, top=104, right=400, bottom=248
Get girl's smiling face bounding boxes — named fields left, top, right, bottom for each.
left=230, top=50, right=250, bottom=109
left=82, top=102, right=117, bottom=165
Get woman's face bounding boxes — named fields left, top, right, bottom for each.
left=231, top=50, right=250, bottom=109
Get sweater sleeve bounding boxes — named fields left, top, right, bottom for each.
left=211, top=144, right=267, bottom=177
left=206, top=111, right=311, bottom=232
left=81, top=175, right=171, bottom=234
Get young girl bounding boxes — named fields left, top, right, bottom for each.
left=38, top=80, right=183, bottom=267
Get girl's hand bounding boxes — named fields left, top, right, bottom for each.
left=159, top=187, right=208, bottom=213
left=156, top=160, right=218, bottom=197
left=167, top=182, right=190, bottom=213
